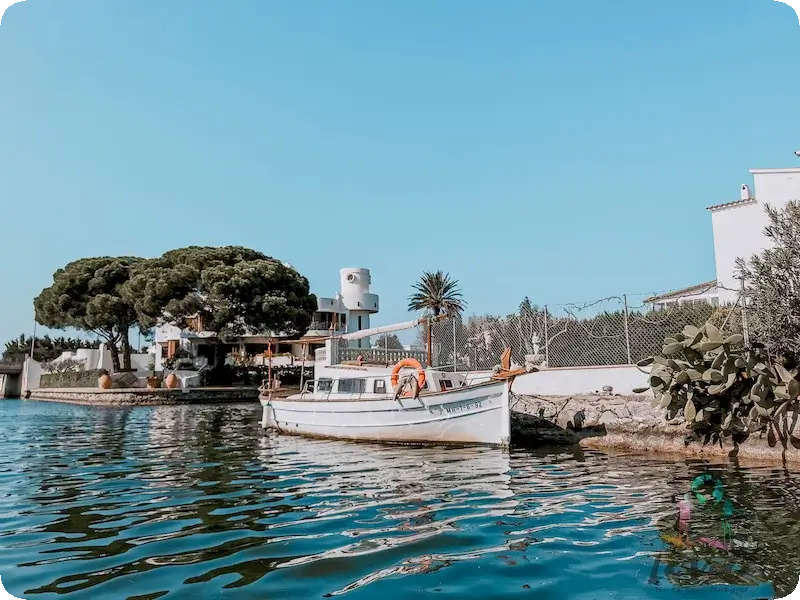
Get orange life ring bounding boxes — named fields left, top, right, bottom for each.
left=391, top=358, right=426, bottom=390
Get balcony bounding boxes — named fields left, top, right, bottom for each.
left=305, top=321, right=346, bottom=336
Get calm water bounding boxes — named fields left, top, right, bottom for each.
left=0, top=400, right=798, bottom=599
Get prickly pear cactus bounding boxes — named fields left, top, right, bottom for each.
left=634, top=323, right=799, bottom=445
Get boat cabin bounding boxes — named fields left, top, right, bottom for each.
left=298, top=367, right=469, bottom=399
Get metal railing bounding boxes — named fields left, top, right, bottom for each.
left=336, top=346, right=428, bottom=365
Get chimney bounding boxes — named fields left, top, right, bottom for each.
left=740, top=184, right=752, bottom=201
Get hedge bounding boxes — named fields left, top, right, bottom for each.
left=40, top=370, right=107, bottom=389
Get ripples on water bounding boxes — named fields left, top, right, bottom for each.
left=0, top=400, right=798, bottom=599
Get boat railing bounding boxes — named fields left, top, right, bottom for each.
left=336, top=346, right=428, bottom=366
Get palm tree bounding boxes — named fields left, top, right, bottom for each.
left=408, top=271, right=466, bottom=317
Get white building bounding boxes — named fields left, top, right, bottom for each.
left=647, top=156, right=800, bottom=309
left=153, top=267, right=380, bottom=370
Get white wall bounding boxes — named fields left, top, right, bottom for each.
left=712, top=169, right=800, bottom=304
left=22, top=357, right=42, bottom=392
left=155, top=324, right=182, bottom=343
left=511, top=365, right=648, bottom=396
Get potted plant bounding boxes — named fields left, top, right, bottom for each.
left=147, top=361, right=160, bottom=389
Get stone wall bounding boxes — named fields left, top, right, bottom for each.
left=30, top=387, right=261, bottom=406
left=511, top=394, right=800, bottom=464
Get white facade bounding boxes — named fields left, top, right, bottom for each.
left=153, top=266, right=380, bottom=369
left=709, top=168, right=800, bottom=304
left=652, top=159, right=800, bottom=309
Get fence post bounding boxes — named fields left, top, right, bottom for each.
left=452, top=317, right=457, bottom=371
left=740, top=279, right=750, bottom=347
left=543, top=305, right=550, bottom=366
left=623, top=294, right=633, bottom=364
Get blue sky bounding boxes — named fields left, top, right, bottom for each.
left=1, top=0, right=799, bottom=345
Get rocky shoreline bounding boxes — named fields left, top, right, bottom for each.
left=511, top=393, right=800, bottom=464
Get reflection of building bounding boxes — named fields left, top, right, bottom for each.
left=648, top=155, right=800, bottom=309
left=153, top=267, right=380, bottom=370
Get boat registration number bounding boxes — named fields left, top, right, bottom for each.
left=434, top=399, right=483, bottom=415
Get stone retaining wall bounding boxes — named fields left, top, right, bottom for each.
left=30, top=387, right=261, bottom=406
left=511, top=394, right=800, bottom=464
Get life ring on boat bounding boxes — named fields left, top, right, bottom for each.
left=391, top=358, right=426, bottom=390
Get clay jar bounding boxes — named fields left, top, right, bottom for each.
left=164, top=373, right=179, bottom=389
left=98, top=373, right=112, bottom=389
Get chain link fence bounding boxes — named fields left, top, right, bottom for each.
left=332, top=289, right=746, bottom=372
left=418, top=292, right=747, bottom=371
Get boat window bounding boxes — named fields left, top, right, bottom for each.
left=317, top=378, right=333, bottom=392
left=303, top=380, right=314, bottom=393
left=441, top=379, right=453, bottom=389
left=338, top=378, right=367, bottom=393
left=374, top=379, right=387, bottom=394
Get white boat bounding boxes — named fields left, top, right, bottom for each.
left=259, top=319, right=529, bottom=448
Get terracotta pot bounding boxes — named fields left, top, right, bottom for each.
left=147, top=376, right=161, bottom=390
left=98, top=374, right=112, bottom=389
left=164, top=373, right=179, bottom=389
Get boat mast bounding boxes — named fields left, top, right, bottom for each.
left=426, top=316, right=432, bottom=367
left=267, top=338, right=273, bottom=399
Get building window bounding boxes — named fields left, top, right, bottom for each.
left=374, top=380, right=387, bottom=394
left=317, top=378, right=333, bottom=392
left=358, top=316, right=362, bottom=330
left=338, top=378, right=366, bottom=393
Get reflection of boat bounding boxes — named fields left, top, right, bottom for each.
left=259, top=321, right=528, bottom=447
left=256, top=434, right=515, bottom=501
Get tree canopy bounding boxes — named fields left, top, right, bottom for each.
left=737, top=200, right=800, bottom=367
left=2, top=334, right=100, bottom=363
left=408, top=270, right=466, bottom=317
left=373, top=333, right=404, bottom=350
left=124, top=246, right=317, bottom=341
left=32, top=247, right=316, bottom=374
left=34, top=257, right=142, bottom=371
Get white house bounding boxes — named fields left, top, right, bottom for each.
left=153, top=267, right=380, bottom=371
left=647, top=155, right=800, bottom=309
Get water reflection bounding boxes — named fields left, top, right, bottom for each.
left=0, top=400, right=796, bottom=599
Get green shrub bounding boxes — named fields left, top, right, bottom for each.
left=635, top=323, right=799, bottom=447
left=40, top=370, right=108, bottom=389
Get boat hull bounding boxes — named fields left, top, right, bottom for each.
left=260, top=381, right=509, bottom=446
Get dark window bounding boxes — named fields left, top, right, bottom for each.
left=358, top=316, right=362, bottom=329
left=317, top=378, right=333, bottom=392
left=338, top=378, right=367, bottom=393
left=441, top=379, right=453, bottom=389
left=374, top=380, right=387, bottom=394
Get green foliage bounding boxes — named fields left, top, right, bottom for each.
left=408, top=271, right=466, bottom=317
left=373, top=334, right=404, bottom=350
left=124, top=246, right=316, bottom=341
left=2, top=334, right=100, bottom=363
left=737, top=200, right=800, bottom=366
left=634, top=323, right=799, bottom=445
left=42, top=357, right=87, bottom=374
left=40, top=369, right=108, bottom=389
left=34, top=257, right=142, bottom=371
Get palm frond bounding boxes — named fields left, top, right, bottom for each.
left=407, top=270, right=466, bottom=316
